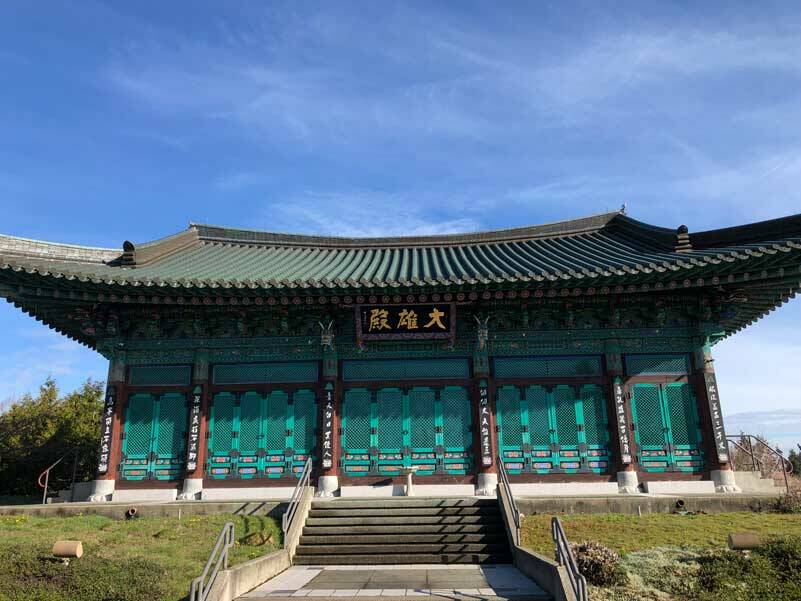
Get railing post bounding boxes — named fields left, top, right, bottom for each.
left=42, top=471, right=49, bottom=505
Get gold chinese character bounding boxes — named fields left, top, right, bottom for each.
left=368, top=308, right=391, bottom=331
left=397, top=309, right=418, bottom=329
left=424, top=307, right=447, bottom=330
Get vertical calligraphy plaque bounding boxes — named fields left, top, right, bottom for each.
left=478, top=381, right=492, bottom=467
left=703, top=372, right=729, bottom=463
left=321, top=386, right=335, bottom=470
left=96, top=385, right=116, bottom=475
left=613, top=378, right=633, bottom=465
left=185, top=386, right=202, bottom=472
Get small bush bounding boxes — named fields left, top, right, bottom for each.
left=570, top=540, right=627, bottom=587
left=772, top=491, right=801, bottom=514
left=697, top=537, right=801, bottom=601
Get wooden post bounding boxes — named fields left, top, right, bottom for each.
left=694, top=337, right=740, bottom=492
left=473, top=341, right=498, bottom=495
left=605, top=339, right=639, bottom=493
left=178, top=350, right=209, bottom=500
left=317, top=344, right=340, bottom=496
left=88, top=353, right=126, bottom=501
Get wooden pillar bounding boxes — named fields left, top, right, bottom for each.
left=317, top=345, right=340, bottom=496
left=693, top=337, right=739, bottom=492
left=178, top=350, right=210, bottom=500
left=473, top=342, right=498, bottom=495
left=88, top=352, right=126, bottom=501
left=604, top=339, right=639, bottom=493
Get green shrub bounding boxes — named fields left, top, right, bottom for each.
left=697, top=537, right=801, bottom=601
left=0, top=543, right=170, bottom=601
left=570, top=540, right=627, bottom=587
left=772, top=491, right=801, bottom=514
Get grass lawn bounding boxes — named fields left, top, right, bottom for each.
left=521, top=511, right=801, bottom=556
left=0, top=512, right=282, bottom=601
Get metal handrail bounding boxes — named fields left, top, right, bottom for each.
left=37, top=450, right=79, bottom=505
left=726, top=434, right=793, bottom=495
left=552, top=517, right=588, bottom=601
left=189, top=521, right=235, bottom=601
left=283, top=457, right=313, bottom=534
left=497, top=456, right=521, bottom=545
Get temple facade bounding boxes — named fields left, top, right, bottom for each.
left=1, top=211, right=799, bottom=501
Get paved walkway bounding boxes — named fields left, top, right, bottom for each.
left=238, top=565, right=550, bottom=600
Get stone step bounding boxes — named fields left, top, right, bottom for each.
left=299, top=533, right=507, bottom=545
left=309, top=506, right=499, bottom=518
left=303, top=524, right=500, bottom=535
left=293, top=553, right=512, bottom=565
left=312, top=498, right=496, bottom=510
left=297, top=543, right=508, bottom=555
left=304, top=515, right=501, bottom=527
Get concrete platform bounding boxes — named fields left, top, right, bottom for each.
left=510, top=482, right=619, bottom=496
left=340, top=485, right=476, bottom=498
left=237, top=565, right=550, bottom=600
left=642, top=480, right=716, bottom=495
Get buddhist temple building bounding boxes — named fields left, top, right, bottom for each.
left=1, top=210, right=799, bottom=501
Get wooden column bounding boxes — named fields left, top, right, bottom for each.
left=179, top=350, right=210, bottom=500
left=88, top=353, right=126, bottom=501
left=604, top=339, right=638, bottom=492
left=473, top=341, right=498, bottom=495
left=693, top=337, right=738, bottom=491
left=316, top=344, right=340, bottom=496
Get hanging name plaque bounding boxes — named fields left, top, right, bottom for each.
left=356, top=304, right=455, bottom=341
left=185, top=386, right=203, bottom=473
left=479, top=382, right=492, bottom=467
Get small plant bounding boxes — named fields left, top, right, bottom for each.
left=570, top=540, right=627, bottom=587
left=772, top=491, right=801, bottom=514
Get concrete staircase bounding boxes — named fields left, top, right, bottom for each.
left=732, top=471, right=787, bottom=494
left=294, top=497, right=512, bottom=565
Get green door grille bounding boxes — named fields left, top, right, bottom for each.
left=525, top=385, right=554, bottom=472
left=409, top=387, right=437, bottom=474
left=376, top=388, right=404, bottom=473
left=121, top=394, right=155, bottom=480
left=265, top=391, right=288, bottom=476
left=152, top=393, right=187, bottom=480
left=238, top=392, right=263, bottom=478
left=498, top=384, right=610, bottom=474
left=342, top=388, right=372, bottom=473
left=631, top=382, right=703, bottom=472
left=208, top=393, right=236, bottom=478
left=342, top=385, right=473, bottom=476
left=121, top=393, right=186, bottom=481
left=291, top=389, right=316, bottom=475
left=440, top=386, right=472, bottom=474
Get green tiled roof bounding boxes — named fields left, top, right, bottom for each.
left=1, top=211, right=799, bottom=291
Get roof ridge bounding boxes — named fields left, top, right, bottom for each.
left=189, top=211, right=623, bottom=248
left=0, top=233, right=119, bottom=263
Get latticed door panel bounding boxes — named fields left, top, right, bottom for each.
left=631, top=383, right=670, bottom=471
left=291, top=389, right=316, bottom=476
left=121, top=394, right=156, bottom=480
left=552, top=386, right=581, bottom=472
left=208, top=393, right=236, bottom=479
left=376, top=388, right=404, bottom=474
left=497, top=386, right=525, bottom=473
left=408, top=387, right=437, bottom=474
left=341, top=388, right=372, bottom=474
left=663, top=383, right=704, bottom=472
left=238, top=392, right=263, bottom=478
left=152, top=393, right=187, bottom=480
left=265, top=391, right=289, bottom=477
left=578, top=385, right=610, bottom=473
left=525, top=386, right=554, bottom=472
left=440, top=386, right=472, bottom=475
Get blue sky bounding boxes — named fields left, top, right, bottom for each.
left=1, top=1, right=799, bottom=449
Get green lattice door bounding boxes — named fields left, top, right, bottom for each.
left=208, top=389, right=316, bottom=479
left=630, top=382, right=704, bottom=472
left=497, top=384, right=609, bottom=474
left=121, top=393, right=187, bottom=480
left=341, top=385, right=472, bottom=476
